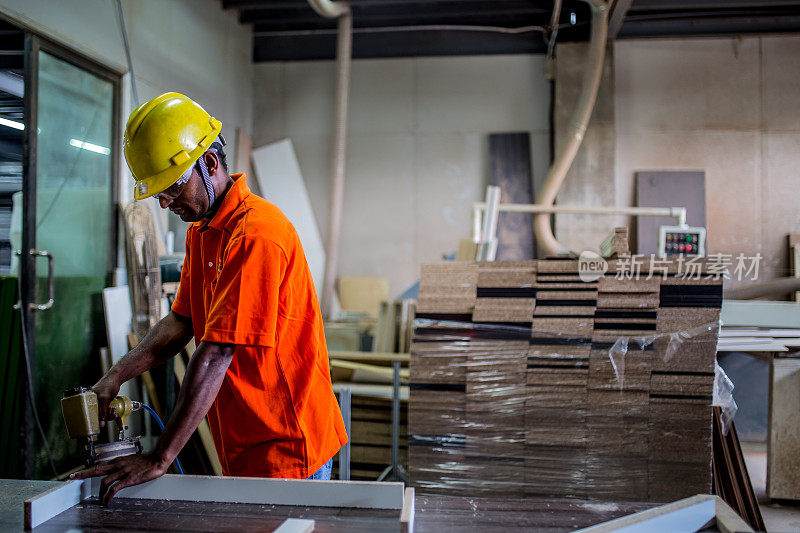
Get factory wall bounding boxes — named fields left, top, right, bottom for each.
left=252, top=55, right=552, bottom=298
left=553, top=42, right=616, bottom=255
left=614, top=35, right=800, bottom=282
left=8, top=0, right=795, bottom=291
left=0, top=0, right=253, bottom=246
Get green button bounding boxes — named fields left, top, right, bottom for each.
left=685, top=235, right=692, bottom=243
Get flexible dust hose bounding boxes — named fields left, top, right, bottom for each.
left=308, top=0, right=352, bottom=318
left=534, top=0, right=609, bottom=256
left=308, top=0, right=349, bottom=18
left=141, top=404, right=184, bottom=475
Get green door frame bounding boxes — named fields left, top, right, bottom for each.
left=13, top=25, right=121, bottom=479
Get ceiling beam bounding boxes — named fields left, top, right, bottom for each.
left=234, top=0, right=800, bottom=61
left=240, top=5, right=553, bottom=25
left=253, top=28, right=553, bottom=60
left=618, top=13, right=800, bottom=37
left=226, top=0, right=556, bottom=8
left=630, top=0, right=800, bottom=10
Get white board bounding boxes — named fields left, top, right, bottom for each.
left=25, top=476, right=411, bottom=530
left=274, top=519, right=315, bottom=533
left=251, top=139, right=327, bottom=297
left=721, top=300, right=800, bottom=329
left=577, top=495, right=716, bottom=532
left=89, top=474, right=405, bottom=509
left=25, top=479, right=91, bottom=529
left=101, top=286, right=136, bottom=400
left=720, top=328, right=800, bottom=337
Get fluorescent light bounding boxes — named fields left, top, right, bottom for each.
left=0, top=117, right=24, bottom=130
left=69, top=138, right=110, bottom=155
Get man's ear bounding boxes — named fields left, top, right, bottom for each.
left=204, top=151, right=220, bottom=176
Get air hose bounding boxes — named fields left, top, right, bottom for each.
left=141, top=404, right=184, bottom=475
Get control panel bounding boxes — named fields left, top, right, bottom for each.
left=658, top=225, right=706, bottom=257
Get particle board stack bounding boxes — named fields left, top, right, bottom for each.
left=409, top=259, right=722, bottom=502
left=599, top=226, right=631, bottom=258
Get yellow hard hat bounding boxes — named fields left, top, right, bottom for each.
left=124, top=92, right=222, bottom=200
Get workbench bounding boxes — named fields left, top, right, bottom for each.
left=1, top=479, right=654, bottom=532
left=0, top=480, right=59, bottom=531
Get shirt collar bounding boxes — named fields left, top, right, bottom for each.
left=198, top=173, right=250, bottom=232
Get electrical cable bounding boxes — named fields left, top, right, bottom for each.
left=114, top=0, right=139, bottom=106
left=141, top=404, right=184, bottom=475
left=15, top=273, right=59, bottom=478
left=254, top=23, right=553, bottom=37
left=546, top=0, right=563, bottom=61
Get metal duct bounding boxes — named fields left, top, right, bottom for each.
left=308, top=0, right=349, bottom=19
left=534, top=0, right=609, bottom=256
left=307, top=0, right=352, bottom=318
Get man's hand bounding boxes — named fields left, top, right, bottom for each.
left=70, top=453, right=169, bottom=505
left=92, top=372, right=121, bottom=427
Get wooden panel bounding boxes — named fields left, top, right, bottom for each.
left=636, top=171, right=706, bottom=256
left=768, top=357, right=800, bottom=499
left=337, top=277, right=389, bottom=319
left=489, top=132, right=535, bottom=260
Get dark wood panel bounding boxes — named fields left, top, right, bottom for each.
left=635, top=170, right=706, bottom=256
left=415, top=495, right=655, bottom=532
left=489, top=132, right=535, bottom=260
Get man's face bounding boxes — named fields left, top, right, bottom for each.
left=156, top=153, right=217, bottom=222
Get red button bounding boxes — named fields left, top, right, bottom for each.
left=678, top=244, right=685, bottom=252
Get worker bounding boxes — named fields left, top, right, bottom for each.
left=73, top=92, right=348, bottom=504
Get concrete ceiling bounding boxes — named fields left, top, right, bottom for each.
left=220, top=0, right=800, bottom=61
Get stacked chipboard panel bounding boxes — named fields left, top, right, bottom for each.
left=409, top=259, right=722, bottom=502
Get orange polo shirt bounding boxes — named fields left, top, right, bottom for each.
left=171, top=173, right=347, bottom=478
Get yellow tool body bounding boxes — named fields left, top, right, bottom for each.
left=60, top=388, right=100, bottom=441
left=61, top=387, right=143, bottom=466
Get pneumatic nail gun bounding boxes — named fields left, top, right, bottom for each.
left=61, top=387, right=143, bottom=466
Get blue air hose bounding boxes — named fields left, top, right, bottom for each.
left=141, top=404, right=184, bottom=475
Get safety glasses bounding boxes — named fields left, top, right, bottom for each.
left=154, top=164, right=194, bottom=201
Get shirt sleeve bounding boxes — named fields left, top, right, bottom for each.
left=171, top=229, right=192, bottom=318
left=202, top=234, right=287, bottom=347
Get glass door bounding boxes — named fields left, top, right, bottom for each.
left=20, top=35, right=118, bottom=477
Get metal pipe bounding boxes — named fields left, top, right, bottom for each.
left=471, top=205, right=483, bottom=244
left=723, top=277, right=800, bottom=300
left=534, top=0, right=609, bottom=256
left=391, top=361, right=400, bottom=481
left=476, top=185, right=501, bottom=261
left=337, top=385, right=351, bottom=480
left=307, top=0, right=349, bottom=18
left=471, top=202, right=687, bottom=243
left=309, top=0, right=352, bottom=318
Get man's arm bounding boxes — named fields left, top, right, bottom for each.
left=152, top=340, right=234, bottom=472
left=94, top=311, right=193, bottom=425
left=73, top=340, right=235, bottom=505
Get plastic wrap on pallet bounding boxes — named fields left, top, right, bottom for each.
left=713, top=360, right=737, bottom=436
left=409, top=259, right=725, bottom=502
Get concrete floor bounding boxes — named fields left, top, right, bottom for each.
left=741, top=441, right=800, bottom=532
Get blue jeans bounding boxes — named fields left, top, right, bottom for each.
left=307, top=458, right=333, bottom=480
